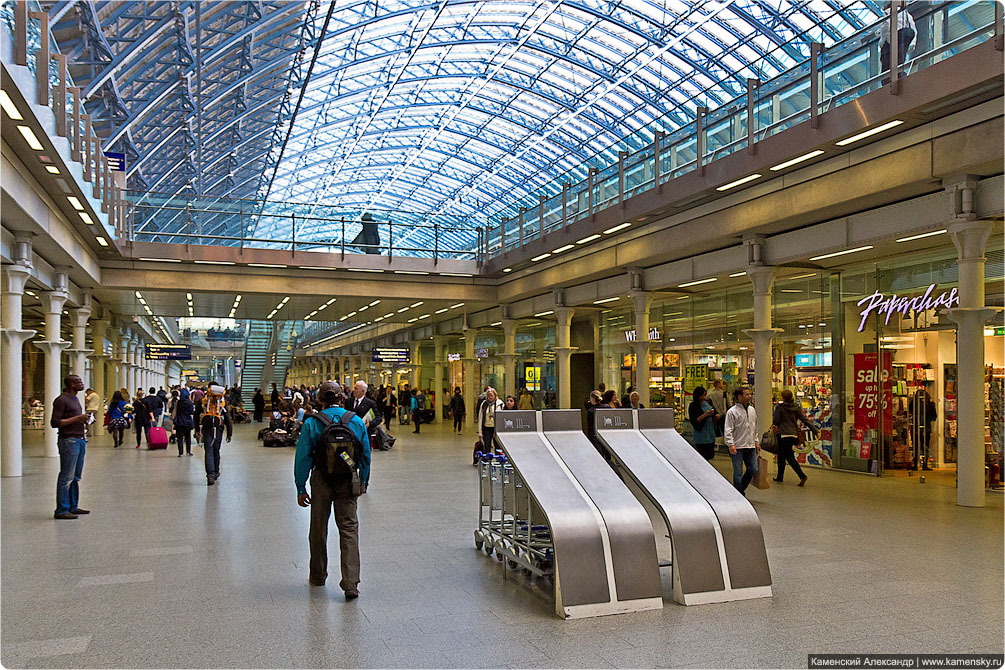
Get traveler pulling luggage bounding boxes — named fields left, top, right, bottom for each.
left=148, top=414, right=169, bottom=450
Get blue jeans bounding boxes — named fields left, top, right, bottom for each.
left=730, top=448, right=758, bottom=494
left=55, top=437, right=86, bottom=515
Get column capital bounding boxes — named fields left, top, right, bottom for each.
left=553, top=306, right=575, bottom=326
left=2, top=263, right=33, bottom=294
left=948, top=220, right=994, bottom=261
left=1, top=329, right=36, bottom=348
left=40, top=288, right=69, bottom=315
left=746, top=265, right=776, bottom=295
left=69, top=306, right=92, bottom=328
left=628, top=291, right=651, bottom=314
left=34, top=341, right=70, bottom=355
left=742, top=327, right=783, bottom=344
left=946, top=307, right=998, bottom=328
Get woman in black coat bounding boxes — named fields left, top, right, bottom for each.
left=252, top=389, right=266, bottom=423
left=132, top=392, right=152, bottom=448
left=173, top=389, right=196, bottom=456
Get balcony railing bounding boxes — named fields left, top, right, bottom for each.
left=482, top=1, right=1002, bottom=259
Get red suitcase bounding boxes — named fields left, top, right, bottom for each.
left=148, top=426, right=168, bottom=450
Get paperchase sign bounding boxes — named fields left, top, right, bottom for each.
left=856, top=284, right=959, bottom=332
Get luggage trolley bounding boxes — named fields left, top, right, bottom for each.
left=474, top=450, right=555, bottom=582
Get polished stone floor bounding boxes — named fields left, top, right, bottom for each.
left=2, top=419, right=1002, bottom=669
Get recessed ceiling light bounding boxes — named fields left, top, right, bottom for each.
left=678, top=278, right=718, bottom=288
left=300, top=266, right=329, bottom=270
left=45, top=165, right=60, bottom=174
left=715, top=173, right=762, bottom=191
left=603, top=223, right=631, bottom=234
left=552, top=244, right=574, bottom=253
left=835, top=120, right=903, bottom=146
left=1, top=91, right=23, bottom=120
left=393, top=270, right=430, bottom=275
left=396, top=307, right=409, bottom=313
left=593, top=297, right=619, bottom=304
left=96, top=237, right=108, bottom=247
left=193, top=260, right=237, bottom=265
left=369, top=300, right=381, bottom=306
left=576, top=234, right=601, bottom=244
left=534, top=310, right=554, bottom=317
left=490, top=321, right=502, bottom=326
left=441, top=272, right=473, bottom=277
left=780, top=289, right=802, bottom=293
left=186, top=293, right=193, bottom=300
left=769, top=150, right=825, bottom=171
left=348, top=268, right=382, bottom=273
left=729, top=271, right=746, bottom=278
left=418, top=314, right=430, bottom=319
left=530, top=253, right=551, bottom=262
left=18, top=126, right=44, bottom=150
left=789, top=273, right=817, bottom=279
left=502, top=268, right=513, bottom=273
left=248, top=263, right=286, bottom=268
left=450, top=303, right=464, bottom=309
left=407, top=317, right=418, bottom=323
left=896, top=229, right=947, bottom=243
left=809, top=245, right=873, bottom=261
left=139, top=257, right=181, bottom=263
left=79, top=212, right=93, bottom=224
left=67, top=196, right=83, bottom=210
left=435, top=308, right=448, bottom=314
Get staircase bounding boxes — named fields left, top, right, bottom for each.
left=239, top=320, right=274, bottom=392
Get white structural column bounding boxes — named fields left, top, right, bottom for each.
left=127, top=337, right=138, bottom=394
left=2, top=241, right=37, bottom=477
left=743, top=266, right=782, bottom=438
left=629, top=292, right=653, bottom=408
left=500, top=318, right=518, bottom=398
left=432, top=336, right=448, bottom=423
left=554, top=306, right=577, bottom=409
left=117, top=330, right=129, bottom=392
left=67, top=300, right=93, bottom=385
left=948, top=220, right=995, bottom=507
left=463, top=329, right=477, bottom=426
left=410, top=341, right=421, bottom=390
left=34, top=272, right=71, bottom=458
left=89, top=317, right=110, bottom=429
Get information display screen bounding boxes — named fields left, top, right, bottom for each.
left=372, top=347, right=410, bottom=363
left=145, top=344, right=191, bottom=360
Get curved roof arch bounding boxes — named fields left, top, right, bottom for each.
left=44, top=0, right=887, bottom=250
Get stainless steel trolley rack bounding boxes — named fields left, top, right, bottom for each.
left=475, top=450, right=555, bottom=581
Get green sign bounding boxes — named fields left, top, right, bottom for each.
left=994, top=327, right=1005, bottom=337
left=683, top=364, right=708, bottom=395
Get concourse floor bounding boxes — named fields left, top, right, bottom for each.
left=2, top=418, right=1002, bottom=669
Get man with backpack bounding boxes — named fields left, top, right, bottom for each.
left=294, top=381, right=371, bottom=599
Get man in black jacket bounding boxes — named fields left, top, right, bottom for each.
left=346, top=381, right=395, bottom=449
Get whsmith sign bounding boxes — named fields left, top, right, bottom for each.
left=856, top=284, right=959, bottom=332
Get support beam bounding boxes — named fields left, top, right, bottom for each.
left=2, top=239, right=37, bottom=476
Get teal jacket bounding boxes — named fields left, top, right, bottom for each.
left=294, top=406, right=371, bottom=495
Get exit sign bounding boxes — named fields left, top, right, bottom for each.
left=995, top=327, right=1005, bottom=337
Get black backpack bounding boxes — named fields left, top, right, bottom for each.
left=308, top=410, right=360, bottom=486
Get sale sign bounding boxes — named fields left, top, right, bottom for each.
left=853, top=352, right=892, bottom=431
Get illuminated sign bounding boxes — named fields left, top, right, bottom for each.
left=856, top=284, right=959, bottom=332
left=525, top=365, right=541, bottom=391
left=447, top=353, right=461, bottom=362
left=624, top=327, right=661, bottom=342
left=145, top=344, right=191, bottom=360
left=372, top=347, right=409, bottom=363
left=104, top=151, right=125, bottom=171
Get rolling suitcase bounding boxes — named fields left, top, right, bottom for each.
left=148, top=426, right=168, bottom=449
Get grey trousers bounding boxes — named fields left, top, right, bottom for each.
left=308, top=470, right=360, bottom=589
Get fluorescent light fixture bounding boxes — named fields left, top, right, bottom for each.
left=835, top=120, right=903, bottom=146
left=552, top=244, right=574, bottom=253
left=347, top=268, right=382, bottom=273
left=410, top=302, right=424, bottom=308
left=135, top=291, right=142, bottom=298
left=186, top=293, right=193, bottom=300
left=1, top=91, right=23, bottom=120
left=819, top=322, right=827, bottom=326
left=603, top=223, right=631, bottom=234
left=374, top=316, right=384, bottom=322
left=896, top=229, right=947, bottom=243
left=300, top=266, right=329, bottom=270
left=441, top=272, right=473, bottom=277
left=407, top=317, right=418, bottom=323
left=678, top=278, right=718, bottom=288
left=593, top=297, right=620, bottom=304
left=780, top=289, right=802, bottom=293
left=382, top=313, right=393, bottom=318
left=396, top=307, right=409, bottom=313
left=729, top=271, right=746, bottom=277
left=393, top=270, right=430, bottom=275
left=67, top=196, right=84, bottom=210
left=715, top=173, right=762, bottom=191
left=248, top=263, right=286, bottom=268
left=450, top=303, right=464, bottom=309
left=368, top=300, right=381, bottom=306
left=809, top=245, right=873, bottom=261
left=490, top=321, right=502, bottom=326
left=18, top=126, right=43, bottom=150
left=358, top=305, right=369, bottom=311
left=79, top=212, right=93, bottom=224
left=576, top=234, right=601, bottom=244
left=769, top=150, right=825, bottom=171
left=502, top=268, right=513, bottom=273
left=530, top=253, right=551, bottom=262
left=96, top=237, right=108, bottom=247
left=418, top=314, right=430, bottom=319
left=534, top=310, right=554, bottom=317
left=326, top=298, right=337, bottom=305
left=139, top=257, right=181, bottom=262
left=45, top=165, right=60, bottom=174
left=790, top=273, right=817, bottom=279
left=193, top=260, right=237, bottom=265
left=345, top=311, right=357, bottom=317
left=985, top=329, right=996, bottom=337
left=435, top=308, right=448, bottom=314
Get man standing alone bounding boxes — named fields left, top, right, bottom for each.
left=51, top=375, right=91, bottom=519
left=295, top=382, right=370, bottom=599
left=724, top=387, right=760, bottom=495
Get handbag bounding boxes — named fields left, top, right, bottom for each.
left=754, top=456, right=771, bottom=489
left=760, top=428, right=778, bottom=454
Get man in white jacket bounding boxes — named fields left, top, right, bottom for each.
left=724, top=387, right=759, bottom=495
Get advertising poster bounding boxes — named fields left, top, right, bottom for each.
left=853, top=352, right=892, bottom=431
left=525, top=365, right=541, bottom=391
left=683, top=364, right=708, bottom=396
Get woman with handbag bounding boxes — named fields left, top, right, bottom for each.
left=771, top=389, right=818, bottom=486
